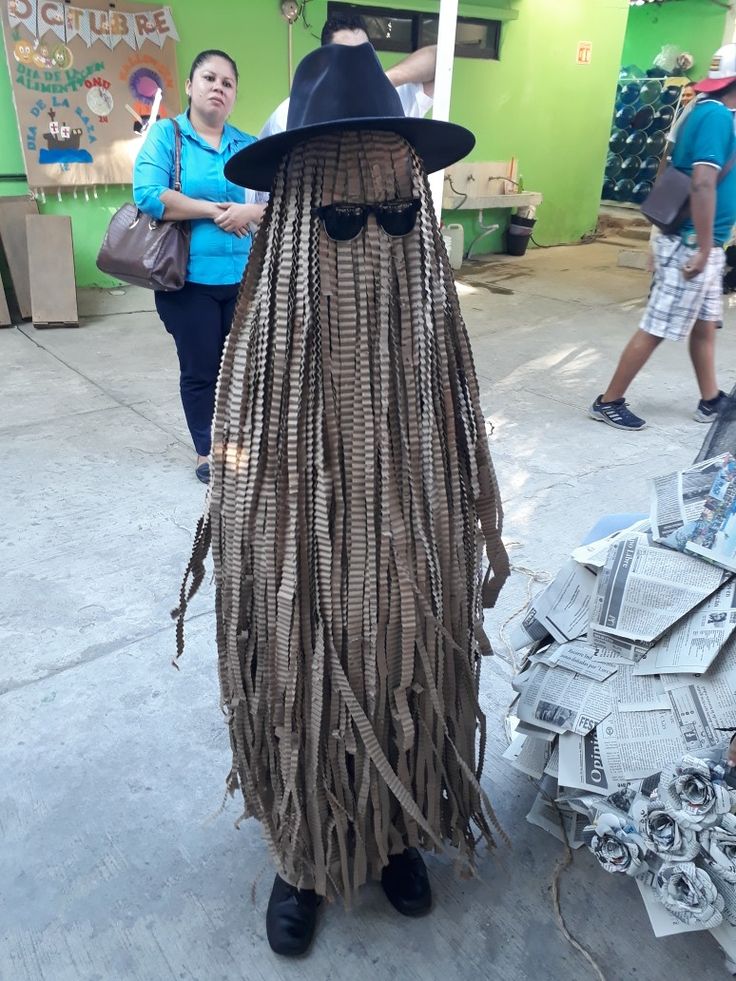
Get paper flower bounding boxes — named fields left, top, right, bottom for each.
left=638, top=801, right=700, bottom=862
left=654, top=862, right=724, bottom=929
left=583, top=812, right=649, bottom=877
left=658, top=755, right=736, bottom=830
left=700, top=814, right=736, bottom=883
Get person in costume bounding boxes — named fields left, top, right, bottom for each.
left=259, top=12, right=436, bottom=138
left=174, top=42, right=509, bottom=957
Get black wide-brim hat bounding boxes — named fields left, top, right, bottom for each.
left=225, top=42, right=475, bottom=191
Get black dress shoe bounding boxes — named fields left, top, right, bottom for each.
left=266, top=874, right=321, bottom=956
left=381, top=847, right=432, bottom=916
left=195, top=462, right=210, bottom=484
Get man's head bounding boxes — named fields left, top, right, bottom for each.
left=693, top=44, right=736, bottom=101
left=320, top=13, right=369, bottom=47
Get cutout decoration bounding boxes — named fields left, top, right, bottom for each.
left=1, top=0, right=181, bottom=187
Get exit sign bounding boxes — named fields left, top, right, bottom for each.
left=577, top=42, right=592, bottom=65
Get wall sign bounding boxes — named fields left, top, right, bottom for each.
left=577, top=42, right=592, bottom=66
left=2, top=0, right=181, bottom=187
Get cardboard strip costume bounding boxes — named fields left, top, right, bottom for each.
left=174, top=43, right=509, bottom=903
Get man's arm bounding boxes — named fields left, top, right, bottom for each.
left=683, top=163, right=717, bottom=280
left=681, top=105, right=731, bottom=280
left=385, top=45, right=436, bottom=97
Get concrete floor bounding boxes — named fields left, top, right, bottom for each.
left=2, top=242, right=735, bottom=980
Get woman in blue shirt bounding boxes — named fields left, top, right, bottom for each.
left=134, top=50, right=264, bottom=483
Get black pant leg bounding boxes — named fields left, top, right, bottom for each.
left=155, top=282, right=228, bottom=457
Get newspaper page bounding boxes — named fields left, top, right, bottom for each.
left=633, top=579, right=736, bottom=676
left=571, top=519, right=649, bottom=570
left=558, top=728, right=621, bottom=795
left=659, top=633, right=736, bottom=691
left=590, top=533, right=725, bottom=643
left=544, top=741, right=560, bottom=778
left=501, top=734, right=550, bottom=779
left=532, top=641, right=617, bottom=682
left=511, top=561, right=597, bottom=650
left=651, top=455, right=729, bottom=550
left=667, top=657, right=736, bottom=741
left=509, top=599, right=550, bottom=652
left=556, top=788, right=610, bottom=817
left=515, top=720, right=558, bottom=742
left=596, top=706, right=685, bottom=781
left=636, top=873, right=709, bottom=937
left=532, top=560, right=596, bottom=645
left=515, top=663, right=611, bottom=735
left=526, top=793, right=587, bottom=848
left=685, top=456, right=736, bottom=573
left=599, top=695, right=725, bottom=783
left=587, top=628, right=652, bottom=663
left=610, top=664, right=669, bottom=712
left=634, top=579, right=736, bottom=674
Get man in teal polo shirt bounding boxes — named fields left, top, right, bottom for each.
left=590, top=45, right=736, bottom=431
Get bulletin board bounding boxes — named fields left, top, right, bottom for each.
left=1, top=0, right=181, bottom=187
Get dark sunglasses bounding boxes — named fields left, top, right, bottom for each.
left=312, top=198, right=420, bottom=242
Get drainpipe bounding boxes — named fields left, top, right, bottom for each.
left=428, top=0, right=459, bottom=222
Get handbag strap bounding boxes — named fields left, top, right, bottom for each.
left=170, top=118, right=182, bottom=193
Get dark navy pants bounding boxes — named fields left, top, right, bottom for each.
left=155, top=281, right=239, bottom=457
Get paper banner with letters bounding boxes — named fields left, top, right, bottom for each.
left=2, top=0, right=181, bottom=186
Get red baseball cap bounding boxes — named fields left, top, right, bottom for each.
left=693, top=44, right=736, bottom=93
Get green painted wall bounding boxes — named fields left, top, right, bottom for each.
left=622, top=0, right=726, bottom=77
left=0, top=0, right=629, bottom=284
left=439, top=0, right=630, bottom=250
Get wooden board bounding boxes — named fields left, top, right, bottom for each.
left=0, top=195, right=38, bottom=319
left=26, top=215, right=79, bottom=328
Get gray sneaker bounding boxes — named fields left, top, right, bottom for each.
left=589, top=395, right=646, bottom=431
left=693, top=390, right=727, bottom=423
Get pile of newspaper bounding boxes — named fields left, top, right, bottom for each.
left=505, top=453, right=736, bottom=957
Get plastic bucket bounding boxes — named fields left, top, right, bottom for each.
left=506, top=215, right=536, bottom=257
left=445, top=222, right=464, bottom=270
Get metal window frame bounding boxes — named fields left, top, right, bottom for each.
left=418, top=13, right=499, bottom=60
left=326, top=2, right=500, bottom=59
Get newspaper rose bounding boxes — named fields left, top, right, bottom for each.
left=654, top=862, right=724, bottom=929
left=582, top=813, right=649, bottom=877
left=700, top=814, right=736, bottom=883
left=658, top=755, right=736, bottom=830
left=638, top=801, right=700, bottom=862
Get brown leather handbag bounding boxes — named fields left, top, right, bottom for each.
left=96, top=119, right=190, bottom=291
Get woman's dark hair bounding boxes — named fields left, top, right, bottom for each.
left=320, top=13, right=368, bottom=46
left=188, top=49, right=239, bottom=85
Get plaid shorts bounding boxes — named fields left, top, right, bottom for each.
left=640, top=234, right=725, bottom=342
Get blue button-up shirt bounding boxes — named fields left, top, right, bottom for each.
left=133, top=111, right=257, bottom=285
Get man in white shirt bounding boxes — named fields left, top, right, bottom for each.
left=259, top=12, right=436, bottom=139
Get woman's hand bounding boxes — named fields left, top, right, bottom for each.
left=213, top=203, right=265, bottom=238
